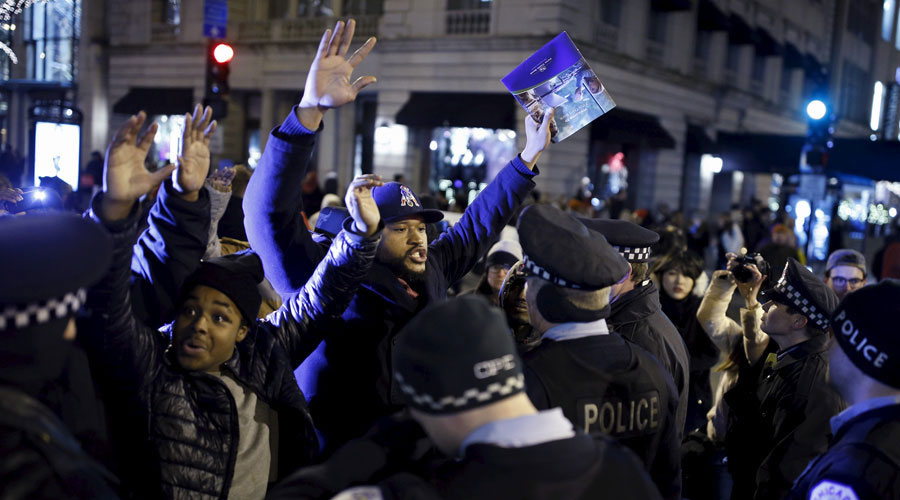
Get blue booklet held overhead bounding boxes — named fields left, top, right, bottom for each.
left=502, top=32, right=615, bottom=143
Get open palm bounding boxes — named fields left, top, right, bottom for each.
left=104, top=111, right=174, bottom=204
left=175, top=104, right=216, bottom=195
left=300, top=19, right=377, bottom=111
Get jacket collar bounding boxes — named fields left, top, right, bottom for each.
left=772, top=333, right=831, bottom=371
left=609, top=280, right=659, bottom=324
left=360, top=261, right=424, bottom=312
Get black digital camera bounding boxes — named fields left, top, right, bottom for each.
left=729, top=253, right=771, bottom=283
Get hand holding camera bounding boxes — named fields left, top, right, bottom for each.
left=726, top=252, right=769, bottom=308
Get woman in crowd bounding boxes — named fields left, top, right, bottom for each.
left=467, top=239, right=522, bottom=306
left=652, top=249, right=719, bottom=433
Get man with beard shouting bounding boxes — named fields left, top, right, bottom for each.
left=243, top=19, right=551, bottom=453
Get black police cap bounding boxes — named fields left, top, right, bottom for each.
left=579, top=218, right=659, bottom=263
left=761, top=258, right=839, bottom=331
left=0, top=214, right=112, bottom=330
left=517, top=205, right=628, bottom=290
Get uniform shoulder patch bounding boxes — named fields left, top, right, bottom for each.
left=809, top=480, right=859, bottom=500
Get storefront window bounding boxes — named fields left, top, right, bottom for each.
left=429, top=126, right=515, bottom=209
left=151, top=114, right=186, bottom=167
left=24, top=0, right=80, bottom=83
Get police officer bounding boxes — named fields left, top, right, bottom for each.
left=580, top=217, right=691, bottom=439
left=788, top=280, right=900, bottom=500
left=727, top=258, right=845, bottom=500
left=268, top=295, right=662, bottom=500
left=519, top=205, right=681, bottom=500
left=0, top=214, right=119, bottom=498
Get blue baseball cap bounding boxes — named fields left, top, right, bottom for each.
left=372, top=182, right=444, bottom=224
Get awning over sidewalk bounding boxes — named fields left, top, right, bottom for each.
left=395, top=92, right=518, bottom=130
left=113, top=87, right=195, bottom=116
left=716, top=132, right=900, bottom=182
left=591, top=108, right=677, bottom=149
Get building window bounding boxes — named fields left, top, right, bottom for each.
left=600, top=0, right=623, bottom=26
left=751, top=52, right=766, bottom=83
left=24, top=0, right=80, bottom=83
left=164, top=0, right=181, bottom=25
left=780, top=63, right=793, bottom=93
left=726, top=44, right=740, bottom=71
left=647, top=10, right=667, bottom=43
left=343, top=0, right=384, bottom=15
left=839, top=61, right=871, bottom=124
left=884, top=0, right=896, bottom=42
left=846, top=0, right=877, bottom=46
left=694, top=30, right=711, bottom=60
left=447, top=0, right=492, bottom=10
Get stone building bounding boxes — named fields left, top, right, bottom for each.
left=2, top=0, right=898, bottom=216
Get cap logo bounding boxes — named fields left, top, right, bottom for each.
left=835, top=311, right=888, bottom=368
left=399, top=185, right=420, bottom=208
left=473, top=354, right=516, bottom=379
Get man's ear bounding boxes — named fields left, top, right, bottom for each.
left=236, top=323, right=249, bottom=343
left=793, top=314, right=808, bottom=330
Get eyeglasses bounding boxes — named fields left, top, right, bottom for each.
left=830, top=276, right=864, bottom=287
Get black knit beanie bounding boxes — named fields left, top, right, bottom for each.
left=181, top=250, right=264, bottom=326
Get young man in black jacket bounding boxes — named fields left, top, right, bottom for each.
left=243, top=19, right=552, bottom=452
left=83, top=108, right=384, bottom=499
left=268, top=295, right=663, bottom=500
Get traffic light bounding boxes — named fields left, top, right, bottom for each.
left=204, top=41, right=233, bottom=119
left=805, top=99, right=834, bottom=168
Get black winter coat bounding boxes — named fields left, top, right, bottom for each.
left=84, top=193, right=378, bottom=499
left=608, top=281, right=691, bottom=438
left=787, top=401, right=900, bottom=500
left=268, top=429, right=663, bottom=500
left=0, top=386, right=119, bottom=499
left=725, top=334, right=846, bottom=500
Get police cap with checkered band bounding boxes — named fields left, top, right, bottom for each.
left=760, top=258, right=839, bottom=332
left=0, top=213, right=112, bottom=332
left=371, top=182, right=444, bottom=224
left=517, top=204, right=629, bottom=290
left=394, top=295, right=524, bottom=414
left=578, top=218, right=659, bottom=263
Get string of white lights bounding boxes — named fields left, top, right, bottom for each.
left=0, top=0, right=45, bottom=22
left=0, top=40, right=16, bottom=63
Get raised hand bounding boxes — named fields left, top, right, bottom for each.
left=102, top=111, right=175, bottom=220
left=345, top=174, right=383, bottom=236
left=297, top=19, right=377, bottom=129
left=520, top=108, right=554, bottom=170
left=175, top=104, right=217, bottom=200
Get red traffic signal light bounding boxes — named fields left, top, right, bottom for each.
left=213, top=43, right=234, bottom=64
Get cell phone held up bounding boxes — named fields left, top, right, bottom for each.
left=3, top=188, right=56, bottom=214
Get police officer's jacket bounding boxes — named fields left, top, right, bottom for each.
left=608, top=280, right=690, bottom=439
left=83, top=193, right=379, bottom=499
left=727, top=333, right=846, bottom=500
left=267, top=410, right=663, bottom=500
left=788, top=397, right=900, bottom=500
left=522, top=319, right=681, bottom=500
left=244, top=110, right=538, bottom=452
left=0, top=386, right=120, bottom=499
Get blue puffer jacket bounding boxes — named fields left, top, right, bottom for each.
left=83, top=191, right=379, bottom=500
left=244, top=109, right=538, bottom=452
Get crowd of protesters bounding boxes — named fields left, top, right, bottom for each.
left=1, top=18, right=899, bottom=500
